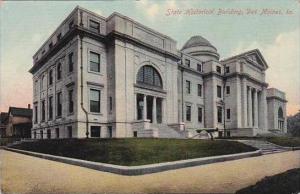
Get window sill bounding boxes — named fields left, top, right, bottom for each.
left=89, top=112, right=103, bottom=116
left=67, top=71, right=73, bottom=76
left=88, top=70, right=103, bottom=76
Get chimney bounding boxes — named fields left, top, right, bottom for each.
left=28, top=104, right=31, bottom=109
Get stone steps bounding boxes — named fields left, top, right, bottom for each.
left=153, top=124, right=184, bottom=139
left=238, top=140, right=287, bottom=155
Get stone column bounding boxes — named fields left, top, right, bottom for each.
left=260, top=88, right=268, bottom=130
left=143, top=94, right=147, bottom=120
left=134, top=93, right=137, bottom=120
left=242, top=79, right=248, bottom=127
left=162, top=98, right=167, bottom=124
left=247, top=87, right=253, bottom=127
left=152, top=97, right=157, bottom=124
left=253, top=89, right=258, bottom=128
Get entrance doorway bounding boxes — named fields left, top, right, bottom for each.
left=136, top=94, right=163, bottom=124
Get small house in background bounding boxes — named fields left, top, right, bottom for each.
left=5, top=105, right=32, bottom=138
left=0, top=112, right=8, bottom=137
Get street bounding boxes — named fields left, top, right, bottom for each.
left=1, top=149, right=300, bottom=193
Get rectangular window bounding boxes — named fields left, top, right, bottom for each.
left=68, top=52, right=73, bottom=72
left=227, top=109, right=231, bottom=120
left=217, top=85, right=222, bottom=98
left=217, top=106, right=222, bottom=123
left=57, top=33, right=62, bottom=41
left=91, top=126, right=101, bottom=137
left=49, top=70, right=53, bottom=85
left=109, top=96, right=112, bottom=111
left=198, top=107, right=203, bottom=123
left=57, top=63, right=62, bottom=80
left=55, top=128, right=59, bottom=138
left=226, top=86, right=230, bottom=94
left=49, top=96, right=53, bottom=120
left=185, top=59, right=190, bottom=67
left=57, top=92, right=62, bottom=117
left=69, top=20, right=74, bottom=30
left=225, top=66, right=230, bottom=73
left=197, top=63, right=202, bottom=72
left=186, top=80, right=191, bottom=94
left=47, top=129, right=51, bottom=139
left=89, top=20, right=100, bottom=33
left=34, top=80, right=38, bottom=95
left=89, top=52, right=100, bottom=72
left=34, top=131, right=36, bottom=139
left=67, top=126, right=72, bottom=138
left=34, top=105, right=38, bottom=123
left=40, top=130, right=43, bottom=139
left=197, top=84, right=202, bottom=97
left=49, top=42, right=53, bottom=49
left=41, top=100, right=45, bottom=122
left=216, top=66, right=221, bottom=73
left=186, top=105, right=191, bottom=122
left=90, top=89, right=100, bottom=113
left=68, top=89, right=74, bottom=113
left=41, top=75, right=45, bottom=90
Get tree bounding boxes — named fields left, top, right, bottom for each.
left=287, top=110, right=300, bottom=137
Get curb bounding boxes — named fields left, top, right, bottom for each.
left=4, top=147, right=261, bottom=176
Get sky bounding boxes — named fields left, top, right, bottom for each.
left=0, top=0, right=299, bottom=116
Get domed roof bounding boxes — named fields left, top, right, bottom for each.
left=181, top=36, right=214, bottom=50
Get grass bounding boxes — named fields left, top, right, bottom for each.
left=265, top=136, right=300, bottom=147
left=10, top=138, right=256, bottom=166
left=218, top=136, right=300, bottom=147
left=236, top=168, right=300, bottom=194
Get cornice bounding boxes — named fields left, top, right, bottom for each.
left=29, top=26, right=180, bottom=74
left=266, top=96, right=288, bottom=103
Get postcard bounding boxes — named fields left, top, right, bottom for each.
left=0, top=0, right=299, bottom=193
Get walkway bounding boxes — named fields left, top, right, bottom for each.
left=1, top=149, right=300, bottom=193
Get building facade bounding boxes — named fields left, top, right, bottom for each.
left=5, top=106, right=32, bottom=138
left=29, top=6, right=287, bottom=139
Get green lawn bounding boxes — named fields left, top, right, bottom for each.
left=10, top=138, right=256, bottom=166
left=236, top=168, right=300, bottom=194
left=266, top=136, right=300, bottom=147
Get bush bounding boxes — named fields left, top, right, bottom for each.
left=0, top=138, right=20, bottom=146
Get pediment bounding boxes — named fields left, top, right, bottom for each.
left=221, top=49, right=268, bottom=71
left=244, top=49, right=268, bottom=70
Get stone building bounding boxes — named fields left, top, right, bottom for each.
left=29, top=6, right=287, bottom=139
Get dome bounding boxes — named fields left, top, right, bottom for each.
left=181, top=35, right=220, bottom=61
left=181, top=36, right=214, bottom=50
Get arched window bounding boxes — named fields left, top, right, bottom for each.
left=137, top=65, right=162, bottom=88
left=278, top=107, right=283, bottom=119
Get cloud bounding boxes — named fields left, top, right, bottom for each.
left=230, top=28, right=300, bottom=115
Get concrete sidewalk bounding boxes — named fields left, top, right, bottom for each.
left=1, top=150, right=300, bottom=193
